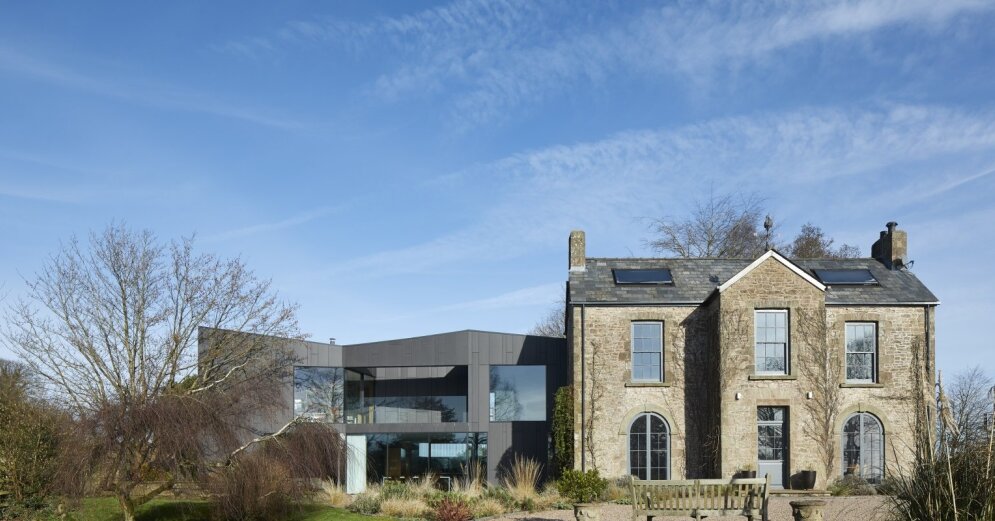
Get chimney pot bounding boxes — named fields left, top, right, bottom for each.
left=887, top=221, right=898, bottom=233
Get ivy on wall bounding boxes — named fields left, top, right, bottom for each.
left=552, top=385, right=574, bottom=477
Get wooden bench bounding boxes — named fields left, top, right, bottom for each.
left=629, top=475, right=769, bottom=521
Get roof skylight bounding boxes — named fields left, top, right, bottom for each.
left=813, top=269, right=878, bottom=286
left=613, top=269, right=674, bottom=285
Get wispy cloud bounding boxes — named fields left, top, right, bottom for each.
left=427, top=282, right=562, bottom=315
left=219, top=0, right=994, bottom=127
left=0, top=47, right=305, bottom=130
left=204, top=206, right=341, bottom=242
left=317, top=103, right=995, bottom=279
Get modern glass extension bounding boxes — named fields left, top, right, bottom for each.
left=295, top=366, right=469, bottom=424
left=294, top=366, right=345, bottom=423
left=489, top=365, right=546, bottom=421
left=364, top=433, right=487, bottom=487
left=344, top=366, right=469, bottom=424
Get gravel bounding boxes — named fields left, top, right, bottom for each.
left=489, top=496, right=892, bottom=521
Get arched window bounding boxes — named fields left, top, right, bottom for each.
left=629, top=413, right=670, bottom=480
left=842, top=412, right=884, bottom=483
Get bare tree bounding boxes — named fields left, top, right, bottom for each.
left=787, top=223, right=861, bottom=259
left=530, top=306, right=565, bottom=339
left=947, top=366, right=994, bottom=449
left=649, top=192, right=772, bottom=258
left=529, top=284, right=565, bottom=338
left=2, top=224, right=304, bottom=521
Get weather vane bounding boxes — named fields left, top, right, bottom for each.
left=763, top=215, right=774, bottom=251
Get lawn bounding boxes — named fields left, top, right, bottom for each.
left=75, top=497, right=392, bottom=521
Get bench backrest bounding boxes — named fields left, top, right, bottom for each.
left=629, top=476, right=769, bottom=513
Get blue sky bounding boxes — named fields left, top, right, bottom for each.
left=1, top=1, right=994, bottom=375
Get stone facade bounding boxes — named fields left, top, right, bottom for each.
left=567, top=234, right=936, bottom=490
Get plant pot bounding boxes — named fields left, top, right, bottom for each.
left=574, top=503, right=601, bottom=521
left=799, top=470, right=817, bottom=490
left=741, top=470, right=757, bottom=478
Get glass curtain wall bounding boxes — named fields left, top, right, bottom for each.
left=345, top=366, right=468, bottom=424
left=489, top=365, right=546, bottom=421
left=365, top=433, right=486, bottom=487
left=294, top=367, right=345, bottom=423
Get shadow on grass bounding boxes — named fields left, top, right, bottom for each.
left=78, top=498, right=386, bottom=521
left=77, top=498, right=211, bottom=521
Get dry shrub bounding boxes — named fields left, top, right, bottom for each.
left=502, top=455, right=541, bottom=503
left=452, top=461, right=484, bottom=498
left=604, top=478, right=631, bottom=504
left=348, top=487, right=382, bottom=515
left=433, top=497, right=472, bottom=521
left=205, top=421, right=346, bottom=521
left=319, top=479, right=352, bottom=508
left=536, top=485, right=568, bottom=510
left=207, top=453, right=296, bottom=521
left=380, top=498, right=431, bottom=518
left=471, top=498, right=506, bottom=518
left=411, top=472, right=438, bottom=497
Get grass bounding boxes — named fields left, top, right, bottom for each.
left=74, top=497, right=395, bottom=521
left=75, top=498, right=212, bottom=521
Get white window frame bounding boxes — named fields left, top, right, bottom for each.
left=631, top=321, right=664, bottom=382
left=754, top=310, right=789, bottom=376
left=845, top=322, right=878, bottom=384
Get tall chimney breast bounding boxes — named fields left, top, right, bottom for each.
left=872, top=221, right=908, bottom=270
left=569, top=230, right=586, bottom=272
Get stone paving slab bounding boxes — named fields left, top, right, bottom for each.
left=491, top=496, right=891, bottom=521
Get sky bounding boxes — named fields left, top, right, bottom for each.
left=1, top=0, right=994, bottom=376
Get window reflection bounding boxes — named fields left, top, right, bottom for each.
left=345, top=366, right=468, bottom=424
left=294, top=367, right=344, bottom=423
left=489, top=366, right=546, bottom=421
left=366, top=433, right=487, bottom=487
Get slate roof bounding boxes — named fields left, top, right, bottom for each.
left=568, top=256, right=939, bottom=306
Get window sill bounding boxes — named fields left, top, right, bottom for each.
left=625, top=381, right=672, bottom=388
left=840, top=383, right=884, bottom=388
left=748, top=375, right=797, bottom=381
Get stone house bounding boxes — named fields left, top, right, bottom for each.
left=565, top=222, right=937, bottom=489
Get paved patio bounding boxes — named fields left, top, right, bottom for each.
left=491, top=496, right=892, bottom=521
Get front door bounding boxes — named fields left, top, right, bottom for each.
left=758, top=406, right=788, bottom=488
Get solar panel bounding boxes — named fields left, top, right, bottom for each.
left=813, top=269, right=878, bottom=285
left=613, top=269, right=674, bottom=285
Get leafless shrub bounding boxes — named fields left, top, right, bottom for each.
left=432, top=497, right=472, bottom=521
left=205, top=421, right=345, bottom=521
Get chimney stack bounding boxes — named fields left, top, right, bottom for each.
left=872, top=221, right=908, bottom=270
left=569, top=230, right=586, bottom=272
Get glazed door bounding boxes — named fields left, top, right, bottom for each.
left=758, top=406, right=788, bottom=488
